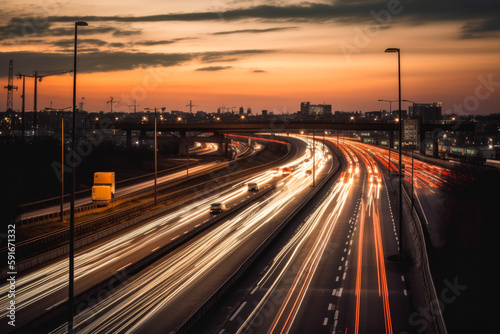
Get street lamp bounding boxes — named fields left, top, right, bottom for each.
left=69, top=20, right=87, bottom=334
left=145, top=107, right=164, bottom=206
left=385, top=47, right=404, bottom=260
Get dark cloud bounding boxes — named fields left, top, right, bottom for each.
left=27, top=1, right=496, bottom=39
left=134, top=38, right=196, bottom=46
left=252, top=69, right=266, bottom=73
left=212, top=27, right=297, bottom=35
left=0, top=51, right=193, bottom=75
left=2, top=2, right=499, bottom=42
left=195, top=66, right=232, bottom=71
left=0, top=18, right=141, bottom=41
left=52, top=38, right=108, bottom=48
left=200, top=49, right=273, bottom=63
left=0, top=49, right=274, bottom=75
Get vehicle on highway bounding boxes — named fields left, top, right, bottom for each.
left=92, top=172, right=115, bottom=205
left=305, top=169, right=312, bottom=176
left=282, top=167, right=292, bottom=175
left=248, top=183, right=259, bottom=191
left=210, top=203, right=227, bottom=214
left=92, top=186, right=113, bottom=206
left=271, top=168, right=281, bottom=177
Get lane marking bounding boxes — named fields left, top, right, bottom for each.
left=116, top=262, right=131, bottom=272
left=45, top=298, right=67, bottom=311
left=229, top=301, right=247, bottom=321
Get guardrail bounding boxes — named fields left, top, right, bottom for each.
left=401, top=182, right=448, bottom=334
left=174, top=140, right=342, bottom=333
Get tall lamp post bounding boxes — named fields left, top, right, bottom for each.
left=146, top=107, right=163, bottom=206
left=69, top=20, right=88, bottom=334
left=385, top=47, right=404, bottom=260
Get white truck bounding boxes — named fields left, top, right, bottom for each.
left=92, top=172, right=115, bottom=206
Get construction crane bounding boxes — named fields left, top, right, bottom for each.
left=107, top=96, right=119, bottom=113
left=186, top=100, right=198, bottom=113
left=4, top=60, right=18, bottom=112
left=16, top=69, right=72, bottom=134
left=129, top=99, right=139, bottom=113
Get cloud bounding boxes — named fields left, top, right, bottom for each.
left=0, top=51, right=194, bottom=75
left=134, top=38, right=197, bottom=46
left=195, top=66, right=232, bottom=71
left=1, top=2, right=499, bottom=43
left=211, top=27, right=297, bottom=35
left=20, top=1, right=495, bottom=39
left=52, top=38, right=108, bottom=48
left=200, top=49, right=273, bottom=63
left=0, top=49, right=275, bottom=75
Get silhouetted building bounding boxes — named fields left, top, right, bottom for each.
left=262, top=109, right=268, bottom=116
left=365, top=111, right=382, bottom=119
left=410, top=103, right=442, bottom=122
left=300, top=102, right=332, bottom=117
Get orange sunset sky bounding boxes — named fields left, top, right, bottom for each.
left=1, top=0, right=499, bottom=115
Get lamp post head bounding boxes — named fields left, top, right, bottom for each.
left=385, top=48, right=399, bottom=53
left=76, top=21, right=88, bottom=27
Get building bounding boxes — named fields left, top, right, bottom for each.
left=300, top=102, right=332, bottom=117
left=403, top=119, right=419, bottom=148
left=410, top=102, right=442, bottom=122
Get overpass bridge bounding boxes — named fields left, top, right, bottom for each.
left=110, top=120, right=474, bottom=158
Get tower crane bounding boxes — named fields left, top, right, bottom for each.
left=129, top=99, right=139, bottom=113
left=107, top=96, right=119, bottom=113
left=186, top=100, right=198, bottom=113
left=16, top=69, right=72, bottom=134
left=4, top=60, right=18, bottom=112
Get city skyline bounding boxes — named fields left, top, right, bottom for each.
left=1, top=0, right=499, bottom=114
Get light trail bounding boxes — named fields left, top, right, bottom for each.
left=234, top=145, right=353, bottom=333
left=44, top=137, right=329, bottom=333
left=0, top=144, right=308, bottom=321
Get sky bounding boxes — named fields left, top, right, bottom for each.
left=1, top=0, right=499, bottom=115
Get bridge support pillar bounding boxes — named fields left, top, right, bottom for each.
left=389, top=131, right=394, bottom=148
left=126, top=130, right=132, bottom=149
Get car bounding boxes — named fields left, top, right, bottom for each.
left=282, top=167, right=292, bottom=175
left=210, top=203, right=226, bottom=214
left=248, top=183, right=259, bottom=191
left=305, top=169, right=312, bottom=176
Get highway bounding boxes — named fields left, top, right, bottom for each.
left=0, top=136, right=323, bottom=332
left=193, top=138, right=414, bottom=334
left=42, top=137, right=334, bottom=333
left=2, top=136, right=468, bottom=333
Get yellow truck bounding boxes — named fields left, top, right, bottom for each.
left=92, top=172, right=115, bottom=205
